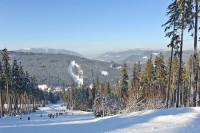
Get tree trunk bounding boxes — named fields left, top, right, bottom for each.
left=196, top=62, right=200, bottom=106
left=19, top=94, right=22, bottom=112
left=176, top=0, right=185, bottom=108
left=182, top=83, right=185, bottom=107
left=0, top=90, right=4, bottom=117
left=176, top=26, right=184, bottom=108
left=14, top=93, right=19, bottom=114
left=6, top=81, right=9, bottom=113
left=8, top=94, right=13, bottom=115
left=166, top=46, right=174, bottom=108
left=194, top=0, right=199, bottom=107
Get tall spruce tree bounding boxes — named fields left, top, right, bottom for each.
left=114, top=79, right=121, bottom=98
left=181, top=61, right=187, bottom=106
left=165, top=56, right=179, bottom=107
left=176, top=0, right=194, bottom=107
left=128, top=62, right=142, bottom=100
left=0, top=61, right=5, bottom=117
left=171, top=55, right=179, bottom=106
left=187, top=55, right=193, bottom=106
left=105, top=81, right=111, bottom=96
left=119, top=63, right=129, bottom=103
left=164, top=0, right=194, bottom=107
left=1, top=48, right=11, bottom=112
left=142, top=55, right=154, bottom=98
left=193, top=0, right=199, bottom=107
left=142, top=55, right=161, bottom=109
left=11, top=59, right=20, bottom=113
left=162, top=0, right=181, bottom=108
left=154, top=53, right=166, bottom=92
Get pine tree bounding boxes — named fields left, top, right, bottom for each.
left=153, top=53, right=166, bottom=108
left=128, top=62, right=142, bottom=101
left=197, top=55, right=200, bottom=106
left=94, top=77, right=100, bottom=94
left=18, top=62, right=26, bottom=111
left=119, top=63, right=129, bottom=103
left=183, top=0, right=200, bottom=107
left=100, top=82, right=105, bottom=98
left=177, top=0, right=193, bottom=107
left=166, top=58, right=173, bottom=107
left=105, top=81, right=111, bottom=96
left=193, top=0, right=199, bottom=107
left=11, top=59, right=20, bottom=113
left=154, top=53, right=166, bottom=92
left=30, top=75, right=39, bottom=111
left=0, top=60, right=5, bottom=117
left=142, top=55, right=154, bottom=98
left=187, top=55, right=193, bottom=106
left=1, top=48, right=11, bottom=113
left=162, top=0, right=181, bottom=108
left=114, top=79, right=121, bottom=98
left=91, top=80, right=96, bottom=105
left=171, top=55, right=179, bottom=106
left=181, top=61, right=187, bottom=106
left=164, top=0, right=194, bottom=107
left=127, top=62, right=142, bottom=111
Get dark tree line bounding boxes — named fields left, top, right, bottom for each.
left=0, top=48, right=47, bottom=117
left=62, top=78, right=123, bottom=117
left=62, top=51, right=200, bottom=116
left=163, top=0, right=200, bottom=107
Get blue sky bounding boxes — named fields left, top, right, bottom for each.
left=0, top=0, right=194, bottom=56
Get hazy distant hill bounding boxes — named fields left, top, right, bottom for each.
left=96, top=48, right=194, bottom=65
left=15, top=48, right=83, bottom=57
left=95, top=48, right=166, bottom=63
left=10, top=52, right=120, bottom=87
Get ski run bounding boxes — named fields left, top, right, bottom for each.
left=0, top=102, right=200, bottom=133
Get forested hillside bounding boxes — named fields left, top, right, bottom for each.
left=62, top=52, right=198, bottom=116
left=9, top=52, right=120, bottom=87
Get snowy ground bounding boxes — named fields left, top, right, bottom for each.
left=0, top=103, right=200, bottom=133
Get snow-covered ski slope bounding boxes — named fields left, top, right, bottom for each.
left=0, top=103, right=200, bottom=133
left=67, top=60, right=83, bottom=87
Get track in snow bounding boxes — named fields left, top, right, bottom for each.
left=0, top=103, right=200, bottom=133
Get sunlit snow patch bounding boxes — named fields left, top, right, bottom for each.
left=101, top=71, right=109, bottom=76
left=38, top=84, right=52, bottom=92
left=89, top=83, right=93, bottom=89
left=152, top=53, right=159, bottom=56
left=38, top=84, right=48, bottom=91
left=143, top=56, right=147, bottom=59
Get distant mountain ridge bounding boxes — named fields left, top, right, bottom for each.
left=15, top=48, right=83, bottom=57
left=14, top=48, right=195, bottom=65
left=95, top=48, right=193, bottom=65
left=95, top=48, right=168, bottom=63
